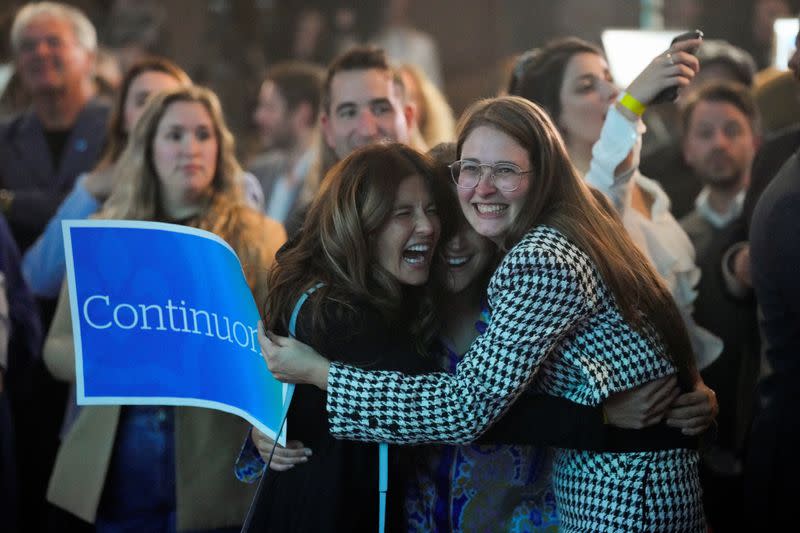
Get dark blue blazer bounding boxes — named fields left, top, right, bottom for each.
left=0, top=213, right=41, bottom=381
left=0, top=98, right=109, bottom=251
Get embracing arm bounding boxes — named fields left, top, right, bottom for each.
left=291, top=244, right=596, bottom=445
left=264, top=332, right=716, bottom=449
left=482, top=375, right=715, bottom=450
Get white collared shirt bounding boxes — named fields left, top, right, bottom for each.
left=694, top=186, right=745, bottom=230
left=266, top=149, right=314, bottom=223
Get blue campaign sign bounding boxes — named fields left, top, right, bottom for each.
left=62, top=220, right=292, bottom=445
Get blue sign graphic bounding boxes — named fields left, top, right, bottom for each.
left=62, top=220, right=292, bottom=445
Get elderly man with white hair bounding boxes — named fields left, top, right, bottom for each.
left=0, top=2, right=109, bottom=253
left=0, top=4, right=108, bottom=532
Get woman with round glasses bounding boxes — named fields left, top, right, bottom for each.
left=507, top=36, right=723, bottom=372
left=447, top=159, right=532, bottom=193
left=263, top=96, right=710, bottom=531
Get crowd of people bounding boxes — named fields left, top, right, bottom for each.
left=1, top=2, right=798, bottom=532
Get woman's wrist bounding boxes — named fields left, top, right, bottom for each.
left=616, top=92, right=646, bottom=122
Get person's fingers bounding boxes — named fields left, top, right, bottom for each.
left=665, top=404, right=709, bottom=424
left=665, top=391, right=714, bottom=435
left=644, top=386, right=681, bottom=423
left=670, top=38, right=703, bottom=56
left=273, top=442, right=313, bottom=460
left=668, top=50, right=700, bottom=72
left=257, top=322, right=272, bottom=357
left=668, top=63, right=696, bottom=81
left=668, top=390, right=710, bottom=408
left=680, top=426, right=707, bottom=436
left=666, top=393, right=712, bottom=423
left=266, top=329, right=290, bottom=347
left=645, top=376, right=679, bottom=411
left=667, top=415, right=709, bottom=436
left=636, top=374, right=675, bottom=399
left=269, top=451, right=309, bottom=466
left=254, top=437, right=312, bottom=469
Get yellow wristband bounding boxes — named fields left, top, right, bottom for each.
left=619, top=92, right=646, bottom=117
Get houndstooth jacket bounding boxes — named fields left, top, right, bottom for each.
left=326, top=225, right=679, bottom=442
left=326, top=225, right=705, bottom=532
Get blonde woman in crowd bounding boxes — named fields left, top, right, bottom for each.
left=43, top=86, right=285, bottom=533
left=398, top=63, right=456, bottom=148
left=23, top=56, right=191, bottom=299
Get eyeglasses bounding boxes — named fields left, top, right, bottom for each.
left=449, top=160, right=533, bottom=192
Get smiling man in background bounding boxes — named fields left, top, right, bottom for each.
left=0, top=2, right=108, bottom=253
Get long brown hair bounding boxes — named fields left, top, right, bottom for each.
left=264, top=142, right=452, bottom=354
left=456, top=96, right=696, bottom=386
left=95, top=57, right=192, bottom=171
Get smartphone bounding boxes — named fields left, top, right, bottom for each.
left=650, top=29, right=704, bottom=105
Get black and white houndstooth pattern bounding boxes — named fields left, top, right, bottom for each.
left=326, top=225, right=704, bottom=531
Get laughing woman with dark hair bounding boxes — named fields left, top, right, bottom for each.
left=245, top=142, right=448, bottom=532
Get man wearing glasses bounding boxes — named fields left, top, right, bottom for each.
left=0, top=2, right=108, bottom=253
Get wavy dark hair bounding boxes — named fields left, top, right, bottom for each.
left=264, top=142, right=455, bottom=354
left=456, top=96, right=697, bottom=387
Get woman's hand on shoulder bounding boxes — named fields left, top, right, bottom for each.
left=259, top=323, right=331, bottom=390
left=251, top=426, right=312, bottom=471
left=603, top=374, right=680, bottom=428
left=624, top=38, right=701, bottom=108
left=665, top=379, right=718, bottom=436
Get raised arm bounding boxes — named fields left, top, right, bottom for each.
left=586, top=38, right=700, bottom=211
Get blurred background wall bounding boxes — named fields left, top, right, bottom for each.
left=2, top=0, right=798, bottom=156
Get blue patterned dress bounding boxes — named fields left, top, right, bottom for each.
left=406, top=303, right=559, bottom=532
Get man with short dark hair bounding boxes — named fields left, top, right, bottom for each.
left=0, top=2, right=108, bottom=252
left=319, top=46, right=416, bottom=159
left=250, top=61, right=323, bottom=229
left=288, top=46, right=421, bottom=234
left=680, top=81, right=759, bottom=257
